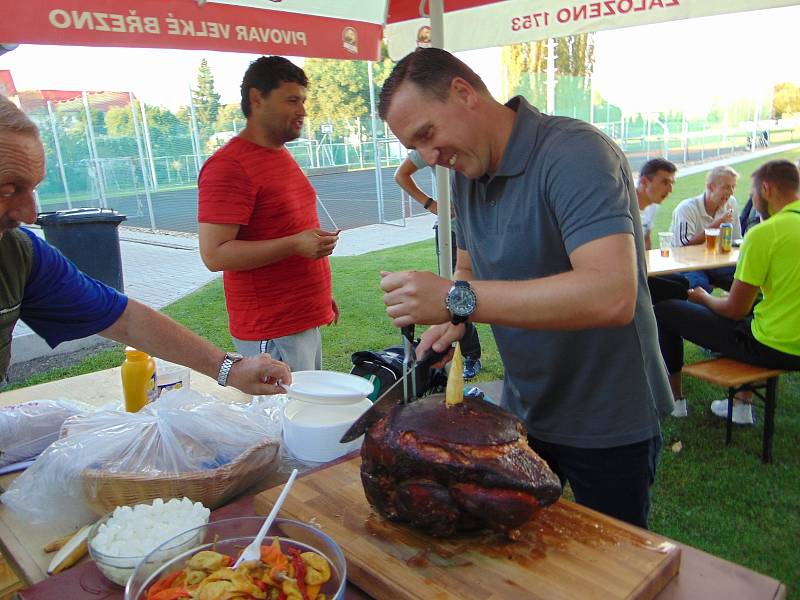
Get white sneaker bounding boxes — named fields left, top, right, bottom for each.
left=710, top=399, right=754, bottom=425
left=671, top=399, right=688, bottom=418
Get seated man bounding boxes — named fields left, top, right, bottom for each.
left=670, top=165, right=743, bottom=292
left=0, top=94, right=291, bottom=394
left=654, top=160, right=800, bottom=422
left=394, top=149, right=482, bottom=379
left=636, top=158, right=688, bottom=303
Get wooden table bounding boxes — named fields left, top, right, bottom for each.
left=646, top=245, right=739, bottom=276
left=0, top=372, right=787, bottom=600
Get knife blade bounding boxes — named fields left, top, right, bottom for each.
left=339, top=347, right=446, bottom=443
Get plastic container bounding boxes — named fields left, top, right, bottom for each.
left=121, top=348, right=157, bottom=413
left=283, top=371, right=374, bottom=463
left=154, top=359, right=190, bottom=397
left=36, top=208, right=127, bottom=292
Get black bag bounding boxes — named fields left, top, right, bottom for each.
left=350, top=344, right=447, bottom=402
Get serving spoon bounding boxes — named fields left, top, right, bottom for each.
left=232, top=468, right=298, bottom=569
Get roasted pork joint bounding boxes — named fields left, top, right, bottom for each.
left=360, top=393, right=562, bottom=538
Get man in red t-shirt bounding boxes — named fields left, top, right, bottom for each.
left=198, top=56, right=339, bottom=371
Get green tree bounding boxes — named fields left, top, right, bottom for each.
left=105, top=105, right=134, bottom=137
left=772, top=82, right=800, bottom=118
left=502, top=34, right=595, bottom=118
left=191, top=58, right=221, bottom=138
left=215, top=103, right=243, bottom=133
left=303, top=42, right=394, bottom=141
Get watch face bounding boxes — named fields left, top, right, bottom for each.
left=448, top=285, right=477, bottom=316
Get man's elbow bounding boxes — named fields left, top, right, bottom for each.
left=603, top=294, right=636, bottom=327
left=200, top=250, right=225, bottom=272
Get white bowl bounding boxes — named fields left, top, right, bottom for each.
left=283, top=397, right=372, bottom=463
left=287, top=370, right=373, bottom=405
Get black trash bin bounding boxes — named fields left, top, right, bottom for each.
left=36, top=208, right=127, bottom=292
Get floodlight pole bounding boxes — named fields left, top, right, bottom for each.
left=82, top=91, right=107, bottom=208
left=139, top=100, right=159, bottom=191
left=129, top=92, right=157, bottom=231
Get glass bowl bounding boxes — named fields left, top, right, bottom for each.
left=88, top=511, right=206, bottom=587
left=124, top=516, right=347, bottom=600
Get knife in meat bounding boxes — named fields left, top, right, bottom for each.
left=339, top=346, right=446, bottom=443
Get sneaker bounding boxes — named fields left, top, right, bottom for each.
left=710, top=399, right=754, bottom=425
left=671, top=398, right=688, bottom=418
left=463, top=357, right=482, bottom=380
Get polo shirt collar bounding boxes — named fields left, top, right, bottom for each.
left=482, top=96, right=540, bottom=182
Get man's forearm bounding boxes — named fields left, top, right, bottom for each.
left=471, top=267, right=635, bottom=330
left=204, top=236, right=298, bottom=271
left=101, top=299, right=225, bottom=379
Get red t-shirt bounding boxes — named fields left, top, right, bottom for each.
left=198, top=136, right=334, bottom=340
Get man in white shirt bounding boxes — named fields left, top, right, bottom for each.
left=637, top=158, right=677, bottom=250
left=670, top=165, right=742, bottom=292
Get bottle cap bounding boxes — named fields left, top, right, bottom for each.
left=124, top=347, right=150, bottom=361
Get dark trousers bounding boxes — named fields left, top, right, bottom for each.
left=653, top=299, right=800, bottom=374
left=434, top=223, right=481, bottom=360
left=647, top=274, right=689, bottom=304
left=527, top=435, right=662, bottom=529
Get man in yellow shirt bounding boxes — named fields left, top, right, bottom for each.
left=654, top=159, right=800, bottom=423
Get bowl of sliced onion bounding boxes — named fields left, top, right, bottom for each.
left=124, top=516, right=346, bottom=600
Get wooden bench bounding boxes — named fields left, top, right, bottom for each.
left=683, top=358, right=787, bottom=463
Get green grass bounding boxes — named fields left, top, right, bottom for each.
left=9, top=149, right=800, bottom=596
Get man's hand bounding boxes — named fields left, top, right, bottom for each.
left=225, top=353, right=292, bottom=395
left=293, top=228, right=339, bottom=259
left=416, top=322, right=463, bottom=367
left=710, top=208, right=734, bottom=229
left=380, top=270, right=453, bottom=327
left=329, top=298, right=340, bottom=325
left=687, top=286, right=711, bottom=306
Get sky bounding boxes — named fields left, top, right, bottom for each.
left=1, top=5, right=798, bottom=115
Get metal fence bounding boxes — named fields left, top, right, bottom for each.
left=23, top=86, right=800, bottom=234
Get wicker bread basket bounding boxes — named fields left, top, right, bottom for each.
left=81, top=438, right=280, bottom=515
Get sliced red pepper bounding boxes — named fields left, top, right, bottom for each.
left=147, top=570, right=183, bottom=599
left=149, top=589, right=191, bottom=600
left=288, top=548, right=309, bottom=600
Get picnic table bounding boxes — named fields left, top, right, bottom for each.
left=0, top=368, right=787, bottom=599
left=646, top=245, right=739, bottom=277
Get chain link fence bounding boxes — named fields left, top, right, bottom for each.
left=21, top=81, right=800, bottom=234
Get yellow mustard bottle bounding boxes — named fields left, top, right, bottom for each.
left=121, top=347, right=157, bottom=412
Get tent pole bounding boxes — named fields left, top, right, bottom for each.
left=430, top=0, right=453, bottom=280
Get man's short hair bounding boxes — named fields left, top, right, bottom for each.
left=639, top=158, right=677, bottom=180
left=240, top=56, right=307, bottom=118
left=706, top=165, right=739, bottom=185
left=752, top=159, right=800, bottom=196
left=378, top=48, right=488, bottom=121
left=0, top=94, right=38, bottom=136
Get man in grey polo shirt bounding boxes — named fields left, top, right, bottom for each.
left=378, top=48, right=672, bottom=529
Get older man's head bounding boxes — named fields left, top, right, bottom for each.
left=0, top=95, right=43, bottom=239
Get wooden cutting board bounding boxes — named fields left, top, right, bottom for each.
left=255, top=455, right=680, bottom=600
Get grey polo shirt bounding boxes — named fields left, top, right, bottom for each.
left=453, top=97, right=671, bottom=449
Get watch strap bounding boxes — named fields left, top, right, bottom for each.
left=423, top=197, right=435, bottom=209
left=217, top=353, right=242, bottom=387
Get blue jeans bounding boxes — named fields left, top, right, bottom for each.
left=683, top=266, right=736, bottom=293
left=527, top=435, right=662, bottom=529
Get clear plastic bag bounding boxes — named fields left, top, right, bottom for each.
left=0, top=398, right=94, bottom=467
left=1, top=389, right=283, bottom=529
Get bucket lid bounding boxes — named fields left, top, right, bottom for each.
left=36, top=208, right=127, bottom=225
left=287, top=370, right=373, bottom=405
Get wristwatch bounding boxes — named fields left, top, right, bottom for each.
left=445, top=280, right=477, bottom=325
left=217, top=352, right=244, bottom=387
left=423, top=197, right=435, bottom=209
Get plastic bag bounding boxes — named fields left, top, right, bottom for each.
left=1, top=389, right=282, bottom=529
left=0, top=398, right=94, bottom=467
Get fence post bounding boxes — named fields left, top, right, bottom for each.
left=368, top=60, right=385, bottom=223
left=139, top=100, right=159, bottom=191
left=129, top=93, right=157, bottom=231
left=46, top=100, right=71, bottom=209
left=82, top=91, right=107, bottom=208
